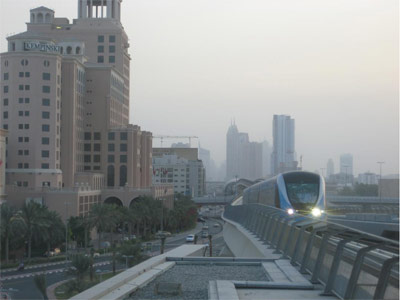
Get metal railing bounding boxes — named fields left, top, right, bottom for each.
left=224, top=204, right=399, bottom=300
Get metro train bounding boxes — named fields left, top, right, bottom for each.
left=242, top=171, right=326, bottom=217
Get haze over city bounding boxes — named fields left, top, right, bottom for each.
left=1, top=0, right=398, bottom=176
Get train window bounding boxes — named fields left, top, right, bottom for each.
left=286, top=183, right=319, bottom=204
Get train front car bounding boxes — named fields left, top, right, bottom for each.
left=277, top=171, right=326, bottom=218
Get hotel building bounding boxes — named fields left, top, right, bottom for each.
left=0, top=1, right=173, bottom=218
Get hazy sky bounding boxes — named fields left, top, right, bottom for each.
left=1, top=0, right=398, bottom=176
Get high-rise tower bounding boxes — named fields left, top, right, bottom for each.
left=270, top=115, right=297, bottom=175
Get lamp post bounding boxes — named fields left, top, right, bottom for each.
left=64, top=202, right=70, bottom=271
left=122, top=255, right=133, bottom=269
left=377, top=161, right=385, bottom=202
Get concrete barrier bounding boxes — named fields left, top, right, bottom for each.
left=71, top=245, right=206, bottom=300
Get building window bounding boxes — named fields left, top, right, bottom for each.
left=108, top=132, right=115, bottom=140
left=44, top=60, right=50, bottom=67
left=21, top=59, right=28, bottom=66
left=120, top=155, right=127, bottom=163
left=120, top=144, right=127, bottom=152
left=84, top=155, right=91, bottom=163
left=93, top=155, right=101, bottom=163
left=25, top=98, right=30, bottom=103
left=24, top=150, right=29, bottom=155
left=18, top=137, right=23, bottom=142
left=42, top=111, right=50, bottom=119
left=84, top=166, right=91, bottom=171
left=67, top=46, right=72, bottom=54
left=3, top=124, right=7, bottom=130
left=42, top=99, right=50, bottom=106
left=120, top=132, right=127, bottom=140
left=84, top=132, right=91, bottom=140
left=3, top=99, right=8, bottom=106
left=108, top=143, right=115, bottom=152
left=94, top=132, right=101, bottom=140
left=97, top=45, right=104, bottom=53
left=41, top=163, right=49, bottom=169
left=42, top=86, right=50, bottom=93
left=84, top=144, right=91, bottom=151
left=19, top=98, right=23, bottom=103
left=109, top=56, right=115, bottom=63
left=42, top=150, right=49, bottom=158
left=24, top=137, right=29, bottom=142
left=97, top=56, right=104, bottom=63
left=3, top=73, right=8, bottom=80
left=19, top=72, right=24, bottom=77
left=24, top=124, right=29, bottom=129
left=24, top=111, right=29, bottom=116
left=18, top=163, right=23, bottom=169
left=42, top=73, right=50, bottom=80
left=3, top=111, right=8, bottom=119
left=19, top=85, right=24, bottom=91
left=109, top=45, right=115, bottom=53
left=42, top=137, right=49, bottom=145
left=24, top=163, right=29, bottom=168
left=42, top=124, right=50, bottom=132
left=98, top=35, right=104, bottom=43
left=94, top=144, right=101, bottom=151
left=107, top=155, right=114, bottom=163
left=25, top=85, right=30, bottom=90
left=18, top=150, right=23, bottom=155
left=25, top=72, right=30, bottom=77
left=120, top=165, right=127, bottom=186
left=3, top=86, right=8, bottom=93
left=107, top=165, right=115, bottom=187
left=109, top=35, right=116, bottom=43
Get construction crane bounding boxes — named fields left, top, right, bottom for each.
left=152, top=136, right=199, bottom=148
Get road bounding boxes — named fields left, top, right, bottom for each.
left=0, top=218, right=226, bottom=300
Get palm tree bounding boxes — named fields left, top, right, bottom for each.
left=19, top=202, right=50, bottom=261
left=0, top=204, right=20, bottom=263
left=33, top=274, right=48, bottom=300
left=42, top=210, right=65, bottom=254
left=70, top=254, right=90, bottom=281
left=88, top=204, right=114, bottom=249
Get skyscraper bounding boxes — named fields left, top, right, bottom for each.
left=271, top=115, right=297, bottom=175
left=226, top=122, right=263, bottom=181
left=262, top=140, right=271, bottom=177
left=327, top=158, right=334, bottom=179
left=340, top=154, right=353, bottom=176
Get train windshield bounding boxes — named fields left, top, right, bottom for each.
left=283, top=172, right=320, bottom=208
left=286, top=183, right=319, bottom=204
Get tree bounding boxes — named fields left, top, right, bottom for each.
left=18, top=202, right=50, bottom=261
left=0, top=204, right=21, bottom=263
left=41, top=210, right=65, bottom=254
left=33, top=274, right=48, bottom=300
left=116, top=240, right=142, bottom=268
left=88, top=204, right=115, bottom=250
left=70, top=254, right=90, bottom=281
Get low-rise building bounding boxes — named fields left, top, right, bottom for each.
left=0, top=129, right=7, bottom=203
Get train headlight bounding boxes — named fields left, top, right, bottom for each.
left=287, top=208, right=294, bottom=215
left=311, top=208, right=322, bottom=217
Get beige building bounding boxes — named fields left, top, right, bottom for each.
left=0, top=1, right=163, bottom=216
left=0, top=129, right=6, bottom=202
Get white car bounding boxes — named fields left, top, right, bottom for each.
left=186, top=234, right=195, bottom=242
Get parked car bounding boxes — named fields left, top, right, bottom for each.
left=156, top=231, right=171, bottom=237
left=201, top=231, right=208, bottom=238
left=213, top=223, right=220, bottom=227
left=186, top=234, right=195, bottom=243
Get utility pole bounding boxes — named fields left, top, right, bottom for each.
left=64, top=202, right=69, bottom=272
left=377, top=161, right=385, bottom=202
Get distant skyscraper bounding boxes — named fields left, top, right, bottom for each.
left=327, top=159, right=334, bottom=178
left=226, top=122, right=263, bottom=181
left=271, top=115, right=297, bottom=175
left=262, top=140, right=271, bottom=177
left=340, top=154, right=353, bottom=176
left=226, top=122, right=240, bottom=180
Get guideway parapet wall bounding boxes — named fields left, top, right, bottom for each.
left=223, top=204, right=399, bottom=300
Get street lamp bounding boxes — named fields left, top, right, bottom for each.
left=64, top=202, right=70, bottom=271
left=122, top=255, right=134, bottom=269
left=377, top=161, right=385, bottom=201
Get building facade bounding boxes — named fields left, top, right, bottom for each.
left=340, top=154, right=353, bottom=176
left=357, top=172, right=378, bottom=185
left=0, top=1, right=155, bottom=216
left=0, top=129, right=6, bottom=202
left=152, top=148, right=205, bottom=197
left=226, top=122, right=263, bottom=181
left=327, top=158, right=335, bottom=179
left=270, top=115, right=298, bottom=175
